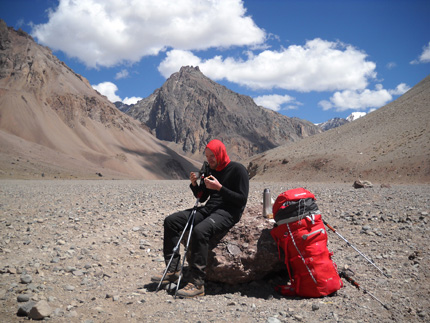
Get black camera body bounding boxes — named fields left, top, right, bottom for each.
left=199, top=161, right=210, bottom=180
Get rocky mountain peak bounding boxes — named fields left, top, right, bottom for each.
left=318, top=117, right=349, bottom=131
left=346, top=111, right=367, bottom=122
left=179, top=65, right=201, bottom=77
left=127, top=66, right=321, bottom=160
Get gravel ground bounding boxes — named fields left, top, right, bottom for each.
left=0, top=180, right=429, bottom=322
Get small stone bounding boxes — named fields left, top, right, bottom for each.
left=65, top=310, right=78, bottom=318
left=17, top=301, right=36, bottom=317
left=51, top=257, right=60, bottom=263
left=17, top=294, right=31, bottom=302
left=20, top=274, right=32, bottom=284
left=312, top=304, right=319, bottom=311
left=53, top=307, right=65, bottom=317
left=28, top=300, right=52, bottom=320
left=267, top=318, right=281, bottom=323
left=64, top=285, right=75, bottom=291
left=65, top=266, right=76, bottom=273
left=164, top=283, right=177, bottom=292
left=73, top=270, right=84, bottom=276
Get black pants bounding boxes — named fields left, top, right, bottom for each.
left=163, top=206, right=238, bottom=286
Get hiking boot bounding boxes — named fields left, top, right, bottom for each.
left=176, top=282, right=205, bottom=298
left=151, top=271, right=180, bottom=284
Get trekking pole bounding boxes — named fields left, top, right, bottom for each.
left=155, top=197, right=200, bottom=293
left=174, top=202, right=198, bottom=299
left=323, top=220, right=389, bottom=278
left=339, top=271, right=390, bottom=310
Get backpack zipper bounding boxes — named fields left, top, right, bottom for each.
left=302, top=228, right=325, bottom=240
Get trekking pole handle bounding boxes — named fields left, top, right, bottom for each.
left=339, top=271, right=360, bottom=289
left=323, top=220, right=336, bottom=233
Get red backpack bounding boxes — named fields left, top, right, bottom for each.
left=270, top=188, right=343, bottom=298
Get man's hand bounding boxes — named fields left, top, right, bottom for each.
left=190, top=172, right=198, bottom=186
left=204, top=175, right=222, bottom=191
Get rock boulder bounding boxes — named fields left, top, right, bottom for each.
left=353, top=180, right=373, bottom=188
left=205, top=205, right=285, bottom=284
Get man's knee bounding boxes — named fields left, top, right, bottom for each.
left=192, top=223, right=229, bottom=243
left=163, top=213, right=174, bottom=228
left=164, top=212, right=184, bottom=230
left=191, top=225, right=208, bottom=242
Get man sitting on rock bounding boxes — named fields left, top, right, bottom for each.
left=151, top=139, right=249, bottom=298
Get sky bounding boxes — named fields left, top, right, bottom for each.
left=1, top=0, right=429, bottom=124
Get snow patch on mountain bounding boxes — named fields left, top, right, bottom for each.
left=346, top=112, right=366, bottom=122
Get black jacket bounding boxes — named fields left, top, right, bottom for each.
left=190, top=161, right=249, bottom=218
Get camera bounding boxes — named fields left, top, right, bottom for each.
left=199, top=161, right=210, bottom=179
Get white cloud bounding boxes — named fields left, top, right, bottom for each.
left=92, top=82, right=122, bottom=102
left=115, top=69, right=129, bottom=80
left=318, top=100, right=332, bottom=111
left=31, top=0, right=265, bottom=68
left=158, top=50, right=202, bottom=77
left=389, top=83, right=410, bottom=95
left=158, top=38, right=377, bottom=92
left=253, top=94, right=297, bottom=111
left=386, top=62, right=396, bottom=69
left=318, top=83, right=408, bottom=112
left=410, top=41, right=430, bottom=64
left=327, top=86, right=391, bottom=111
left=123, top=96, right=142, bottom=105
left=92, top=82, right=142, bottom=104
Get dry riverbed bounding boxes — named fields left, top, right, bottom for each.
left=0, top=180, right=429, bottom=322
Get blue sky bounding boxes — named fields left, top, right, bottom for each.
left=1, top=0, right=429, bottom=124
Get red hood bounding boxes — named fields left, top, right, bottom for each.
left=206, top=139, right=231, bottom=171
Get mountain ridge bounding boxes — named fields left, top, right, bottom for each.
left=246, top=75, right=430, bottom=183
left=317, top=117, right=349, bottom=131
left=127, top=66, right=321, bottom=161
left=0, top=20, right=199, bottom=179
left=0, top=20, right=428, bottom=183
